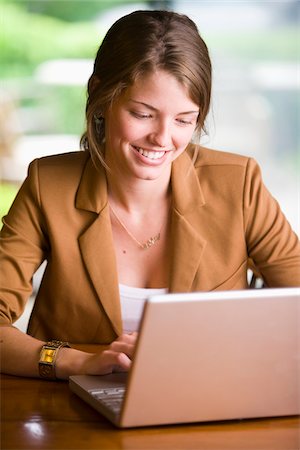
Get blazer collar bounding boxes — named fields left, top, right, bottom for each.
left=76, top=148, right=206, bottom=214
left=76, top=157, right=108, bottom=213
left=171, top=148, right=205, bottom=213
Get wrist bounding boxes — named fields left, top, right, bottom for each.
left=38, top=340, right=70, bottom=380
left=55, top=347, right=95, bottom=379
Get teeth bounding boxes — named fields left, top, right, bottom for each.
left=134, top=146, right=165, bottom=160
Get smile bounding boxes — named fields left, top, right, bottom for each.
left=132, top=146, right=166, bottom=160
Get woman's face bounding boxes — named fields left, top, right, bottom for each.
left=104, top=70, right=199, bottom=182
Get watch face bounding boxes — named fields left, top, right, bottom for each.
left=38, top=342, right=69, bottom=379
left=40, top=348, right=56, bottom=364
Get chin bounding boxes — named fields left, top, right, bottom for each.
left=135, top=164, right=171, bottom=181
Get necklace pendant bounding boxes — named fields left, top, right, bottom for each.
left=142, top=233, right=161, bottom=250
left=110, top=204, right=164, bottom=251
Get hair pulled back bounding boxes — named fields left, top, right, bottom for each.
left=80, top=10, right=212, bottom=168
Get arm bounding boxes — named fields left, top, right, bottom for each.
left=0, top=158, right=136, bottom=378
left=0, top=325, right=136, bottom=379
left=243, top=158, right=300, bottom=286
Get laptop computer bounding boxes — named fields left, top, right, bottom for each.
left=69, top=287, right=300, bottom=428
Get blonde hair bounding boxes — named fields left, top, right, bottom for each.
left=80, top=10, right=212, bottom=169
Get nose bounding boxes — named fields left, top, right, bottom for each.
left=149, top=120, right=172, bottom=148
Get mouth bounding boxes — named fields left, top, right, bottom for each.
left=132, top=145, right=166, bottom=160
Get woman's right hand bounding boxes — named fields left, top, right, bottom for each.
left=86, top=332, right=138, bottom=375
left=56, top=332, right=138, bottom=379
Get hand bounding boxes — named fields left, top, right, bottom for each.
left=82, top=332, right=138, bottom=376
left=103, top=332, right=138, bottom=373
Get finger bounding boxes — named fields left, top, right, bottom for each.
left=117, top=332, right=138, bottom=344
left=110, top=341, right=135, bottom=358
left=101, top=350, right=132, bottom=373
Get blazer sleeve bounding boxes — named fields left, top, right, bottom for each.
left=0, top=159, right=49, bottom=325
left=243, top=158, right=300, bottom=287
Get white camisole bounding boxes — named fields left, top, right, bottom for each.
left=119, top=283, right=168, bottom=333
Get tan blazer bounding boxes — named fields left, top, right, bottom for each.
left=1, top=146, right=299, bottom=343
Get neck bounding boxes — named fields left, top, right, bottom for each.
left=106, top=171, right=171, bottom=213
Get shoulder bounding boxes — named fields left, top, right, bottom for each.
left=32, top=151, right=89, bottom=173
left=182, top=144, right=263, bottom=201
left=27, top=151, right=90, bottom=187
left=187, top=144, right=250, bottom=169
left=186, top=144, right=262, bottom=187
left=22, top=151, right=97, bottom=208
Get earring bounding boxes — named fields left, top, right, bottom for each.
left=94, top=114, right=104, bottom=134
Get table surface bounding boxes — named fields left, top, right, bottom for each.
left=1, top=343, right=300, bottom=450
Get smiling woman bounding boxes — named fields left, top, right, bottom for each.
left=103, top=70, right=199, bottom=185
left=0, top=10, right=300, bottom=381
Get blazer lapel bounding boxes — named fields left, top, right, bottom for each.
left=169, top=150, right=207, bottom=292
left=76, top=159, right=122, bottom=336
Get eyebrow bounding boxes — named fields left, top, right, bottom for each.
left=129, top=99, right=199, bottom=115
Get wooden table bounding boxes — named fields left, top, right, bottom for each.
left=1, top=374, right=299, bottom=450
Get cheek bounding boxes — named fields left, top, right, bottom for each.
left=114, top=117, right=141, bottom=143
left=175, top=127, right=195, bottom=148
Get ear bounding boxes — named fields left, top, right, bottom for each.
left=88, top=75, right=107, bottom=119
left=89, top=74, right=101, bottom=93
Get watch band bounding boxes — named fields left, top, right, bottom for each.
left=39, top=340, right=70, bottom=380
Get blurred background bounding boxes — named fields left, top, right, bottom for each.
left=1, top=0, right=299, bottom=236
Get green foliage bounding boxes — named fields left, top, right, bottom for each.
left=38, top=85, right=87, bottom=135
left=205, top=27, right=298, bottom=61
left=1, top=2, right=297, bottom=80
left=0, top=183, right=19, bottom=220
left=0, top=3, right=102, bottom=76
left=12, top=0, right=142, bottom=23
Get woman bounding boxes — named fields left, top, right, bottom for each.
left=1, top=10, right=299, bottom=380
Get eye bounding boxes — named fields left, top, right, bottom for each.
left=130, top=111, right=152, bottom=119
left=176, top=118, right=193, bottom=125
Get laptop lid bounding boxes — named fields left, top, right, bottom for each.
left=70, top=288, right=299, bottom=428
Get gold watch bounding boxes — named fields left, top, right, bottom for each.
left=39, top=340, right=70, bottom=380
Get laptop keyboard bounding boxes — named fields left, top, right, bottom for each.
left=90, top=387, right=126, bottom=414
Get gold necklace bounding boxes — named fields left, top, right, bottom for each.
left=109, top=204, right=162, bottom=250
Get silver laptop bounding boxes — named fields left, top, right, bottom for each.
left=69, top=287, right=300, bottom=428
